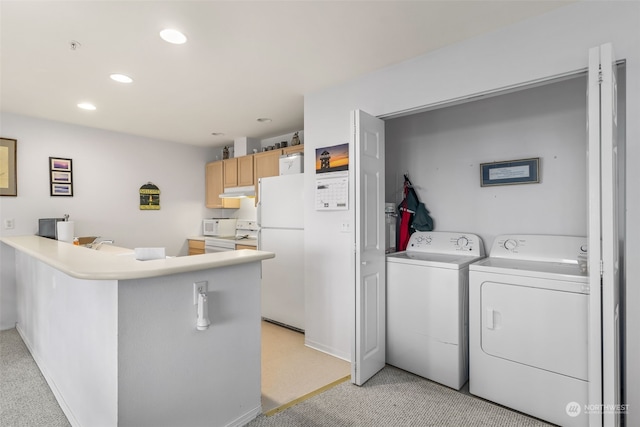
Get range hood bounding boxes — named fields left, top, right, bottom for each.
left=219, top=185, right=255, bottom=199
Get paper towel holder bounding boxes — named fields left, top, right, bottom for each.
left=196, top=291, right=211, bottom=331
left=194, top=281, right=210, bottom=331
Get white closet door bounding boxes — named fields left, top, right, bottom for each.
left=352, top=109, right=386, bottom=386
left=587, top=42, right=621, bottom=427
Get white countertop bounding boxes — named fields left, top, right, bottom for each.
left=1, top=235, right=274, bottom=281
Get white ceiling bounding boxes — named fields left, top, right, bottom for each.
left=1, top=1, right=573, bottom=147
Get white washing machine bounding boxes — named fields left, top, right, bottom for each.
left=386, top=231, right=485, bottom=390
left=469, top=235, right=589, bottom=427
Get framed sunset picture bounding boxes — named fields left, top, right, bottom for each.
left=49, top=157, right=73, bottom=196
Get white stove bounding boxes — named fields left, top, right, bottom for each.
left=204, top=220, right=258, bottom=253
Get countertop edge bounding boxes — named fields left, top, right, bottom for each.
left=1, top=236, right=274, bottom=281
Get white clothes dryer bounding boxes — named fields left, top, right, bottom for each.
left=469, top=235, right=589, bottom=427
left=386, top=231, right=485, bottom=390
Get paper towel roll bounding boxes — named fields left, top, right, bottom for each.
left=56, top=221, right=75, bottom=243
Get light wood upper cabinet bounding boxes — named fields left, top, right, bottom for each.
left=205, top=143, right=302, bottom=208
left=237, top=155, right=254, bottom=186
left=253, top=150, right=282, bottom=205
left=254, top=150, right=281, bottom=179
left=205, top=161, right=240, bottom=209
left=223, top=156, right=254, bottom=188
left=223, top=158, right=238, bottom=188
left=283, top=145, right=304, bottom=155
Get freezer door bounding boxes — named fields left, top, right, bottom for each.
left=260, top=228, right=305, bottom=330
left=258, top=174, right=304, bottom=229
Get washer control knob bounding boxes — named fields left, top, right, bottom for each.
left=503, top=239, right=518, bottom=251
left=456, top=236, right=469, bottom=247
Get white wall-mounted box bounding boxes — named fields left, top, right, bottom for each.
left=279, top=153, right=303, bottom=175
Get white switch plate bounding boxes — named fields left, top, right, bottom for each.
left=193, top=281, right=208, bottom=305
left=3, top=219, right=14, bottom=229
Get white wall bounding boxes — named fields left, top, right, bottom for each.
left=303, top=1, right=639, bottom=422
left=0, top=113, right=217, bottom=251
left=0, top=113, right=218, bottom=329
left=15, top=252, right=119, bottom=426
left=118, top=263, right=262, bottom=427
left=385, top=75, right=588, bottom=247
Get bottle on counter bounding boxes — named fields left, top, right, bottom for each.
left=385, top=203, right=397, bottom=254
left=73, top=237, right=79, bottom=246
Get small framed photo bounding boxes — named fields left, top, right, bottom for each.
left=50, top=157, right=72, bottom=171
left=51, top=171, right=71, bottom=183
left=480, top=158, right=540, bottom=187
left=51, top=183, right=73, bottom=196
left=49, top=157, right=73, bottom=196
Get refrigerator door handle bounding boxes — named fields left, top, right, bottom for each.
left=257, top=228, right=262, bottom=250
left=256, top=178, right=262, bottom=227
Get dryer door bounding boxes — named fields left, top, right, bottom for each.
left=480, top=280, right=588, bottom=380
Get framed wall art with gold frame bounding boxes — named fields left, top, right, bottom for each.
left=0, top=138, right=17, bottom=196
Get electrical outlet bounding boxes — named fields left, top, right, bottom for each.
left=4, top=219, right=14, bottom=229
left=193, top=281, right=208, bottom=305
left=340, top=222, right=350, bottom=233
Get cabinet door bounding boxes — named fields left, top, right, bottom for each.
left=188, top=239, right=205, bottom=255
left=254, top=150, right=281, bottom=178
left=235, top=244, right=256, bottom=250
left=253, top=150, right=282, bottom=205
left=205, top=161, right=224, bottom=208
left=283, top=145, right=304, bottom=155
left=238, top=155, right=254, bottom=186
left=205, top=161, right=239, bottom=209
left=223, top=158, right=238, bottom=188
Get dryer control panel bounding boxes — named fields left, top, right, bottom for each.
left=490, top=234, right=587, bottom=265
left=406, top=231, right=485, bottom=257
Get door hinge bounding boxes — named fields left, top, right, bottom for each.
left=598, top=69, right=604, bottom=84
left=600, top=259, right=604, bottom=276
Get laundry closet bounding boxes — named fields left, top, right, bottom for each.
left=382, top=66, right=626, bottom=426
left=385, top=74, right=603, bottom=244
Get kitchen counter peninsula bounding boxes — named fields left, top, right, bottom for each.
left=1, top=235, right=274, bottom=427
left=2, top=235, right=268, bottom=280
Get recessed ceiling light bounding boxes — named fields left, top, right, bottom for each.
left=77, top=102, right=96, bottom=111
left=211, top=132, right=225, bottom=136
left=160, top=29, right=187, bottom=44
left=110, top=73, right=133, bottom=83
left=256, top=118, right=272, bottom=123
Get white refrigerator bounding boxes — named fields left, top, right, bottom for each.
left=258, top=174, right=305, bottom=331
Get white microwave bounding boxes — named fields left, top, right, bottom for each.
left=203, top=218, right=237, bottom=237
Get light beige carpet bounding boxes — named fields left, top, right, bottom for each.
left=261, top=321, right=351, bottom=414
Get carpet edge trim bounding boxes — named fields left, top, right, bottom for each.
left=264, top=374, right=351, bottom=417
